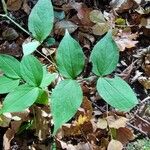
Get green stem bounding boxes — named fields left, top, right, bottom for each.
left=5, top=15, right=30, bottom=35
left=1, top=0, right=8, bottom=14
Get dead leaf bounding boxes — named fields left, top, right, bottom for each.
left=54, top=20, right=78, bottom=35
left=89, top=10, right=106, bottom=23
left=2, top=28, right=19, bottom=41
left=116, top=127, right=134, bottom=144
left=7, top=0, right=23, bottom=11
left=115, top=30, right=138, bottom=51
left=3, top=128, right=15, bottom=150
left=110, top=0, right=138, bottom=13
left=22, top=0, right=31, bottom=14
left=107, top=139, right=123, bottom=150
left=92, top=23, right=110, bottom=36
left=140, top=17, right=150, bottom=29
left=97, top=118, right=108, bottom=129
left=107, top=116, right=128, bottom=129
left=138, top=77, right=150, bottom=89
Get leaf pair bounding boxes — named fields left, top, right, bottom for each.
left=0, top=55, right=56, bottom=114
left=90, top=31, right=138, bottom=112
left=23, top=0, right=54, bottom=55
left=51, top=31, right=85, bottom=134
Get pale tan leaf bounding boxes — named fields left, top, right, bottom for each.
left=107, top=116, right=128, bottom=129
left=97, top=118, right=108, bottom=129
left=107, top=139, right=123, bottom=150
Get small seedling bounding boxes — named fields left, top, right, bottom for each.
left=0, top=0, right=138, bottom=135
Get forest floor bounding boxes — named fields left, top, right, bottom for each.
left=0, top=0, right=150, bottom=150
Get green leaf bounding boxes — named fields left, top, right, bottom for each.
left=56, top=30, right=85, bottom=79
left=1, top=84, right=39, bottom=113
left=0, top=76, right=20, bottom=94
left=21, top=55, right=43, bottom=86
left=28, top=0, right=54, bottom=42
left=40, top=67, right=56, bottom=88
left=23, top=40, right=40, bottom=56
left=36, top=89, right=48, bottom=104
left=51, top=79, right=83, bottom=134
left=97, top=76, right=138, bottom=111
left=0, top=54, right=21, bottom=79
left=90, top=31, right=119, bottom=76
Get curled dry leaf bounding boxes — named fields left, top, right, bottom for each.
left=107, top=139, right=123, bottom=150
left=3, top=128, right=15, bottom=150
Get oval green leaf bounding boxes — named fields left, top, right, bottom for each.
left=0, top=54, right=21, bottom=79
left=51, top=79, right=83, bottom=134
left=28, top=0, right=54, bottom=42
left=23, top=40, right=40, bottom=56
left=1, top=85, right=39, bottom=113
left=21, top=55, right=43, bottom=86
left=56, top=30, right=85, bottom=79
left=40, top=67, right=56, bottom=88
left=90, top=31, right=119, bottom=76
left=97, top=76, right=138, bottom=112
left=0, top=76, right=20, bottom=94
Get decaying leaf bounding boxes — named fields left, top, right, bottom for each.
left=97, top=118, right=108, bottom=129
left=2, top=28, right=19, bottom=41
left=138, top=77, right=150, bottom=89
left=110, top=0, right=138, bottom=13
left=54, top=20, right=78, bottom=35
left=89, top=10, right=106, bottom=23
left=7, top=0, right=23, bottom=11
left=116, top=127, right=134, bottom=144
left=3, top=128, right=15, bottom=150
left=92, top=23, right=110, bottom=36
left=115, top=30, right=138, bottom=51
left=107, top=139, right=123, bottom=150
left=107, top=116, right=128, bottom=129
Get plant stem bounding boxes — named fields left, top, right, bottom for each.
left=35, top=50, right=57, bottom=66
left=5, top=15, right=30, bottom=35
left=1, top=0, right=8, bottom=14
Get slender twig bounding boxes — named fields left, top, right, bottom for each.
left=5, top=15, right=30, bottom=35
left=35, top=50, right=56, bottom=66
left=127, top=122, right=147, bottom=136
left=135, top=114, right=150, bottom=126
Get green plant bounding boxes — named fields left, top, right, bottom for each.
left=127, top=138, right=150, bottom=150
left=0, top=0, right=138, bottom=135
